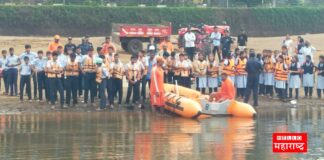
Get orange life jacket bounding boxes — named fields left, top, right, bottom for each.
left=175, top=61, right=189, bottom=77
left=111, top=62, right=123, bottom=79
left=283, top=55, right=291, bottom=66
left=65, top=61, right=79, bottom=76
left=235, top=58, right=247, bottom=75
left=47, top=61, right=62, bottom=78
left=264, top=57, right=274, bottom=73
left=126, top=63, right=140, bottom=81
left=275, top=62, right=288, bottom=81
left=195, top=60, right=207, bottom=76
left=222, top=58, right=235, bottom=76
left=96, top=67, right=103, bottom=83
left=207, top=60, right=218, bottom=77
left=83, top=56, right=96, bottom=72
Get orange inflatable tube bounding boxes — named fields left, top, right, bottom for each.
left=227, top=101, right=256, bottom=118
left=164, top=92, right=202, bottom=118
left=164, top=84, right=201, bottom=100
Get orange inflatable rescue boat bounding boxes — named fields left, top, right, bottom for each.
left=163, top=84, right=256, bottom=119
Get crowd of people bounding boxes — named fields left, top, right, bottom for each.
left=0, top=29, right=323, bottom=111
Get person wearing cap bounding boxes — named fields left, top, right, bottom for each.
left=64, top=37, right=77, bottom=54
left=95, top=55, right=109, bottom=110
left=48, top=35, right=63, bottom=52
left=101, top=36, right=116, bottom=55
left=146, top=37, right=157, bottom=54
left=184, top=27, right=196, bottom=61
left=20, top=44, right=38, bottom=100
left=31, top=50, right=47, bottom=102
left=110, top=53, right=124, bottom=108
left=125, top=55, right=141, bottom=107
left=159, top=37, right=174, bottom=53
left=78, top=36, right=93, bottom=55
left=220, top=30, right=234, bottom=60
left=46, top=51, right=65, bottom=109
left=142, top=49, right=156, bottom=101
left=150, top=56, right=165, bottom=111
left=82, top=47, right=97, bottom=106
left=65, top=53, right=80, bottom=107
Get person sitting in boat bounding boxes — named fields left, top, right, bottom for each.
left=209, top=73, right=235, bottom=102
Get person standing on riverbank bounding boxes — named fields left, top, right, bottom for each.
left=82, top=47, right=97, bottom=106
left=19, top=56, right=32, bottom=102
left=110, top=53, right=124, bottom=108
left=20, top=44, right=38, bottom=100
left=64, top=37, right=77, bottom=53
left=48, top=35, right=63, bottom=52
left=301, top=55, right=315, bottom=98
left=237, top=29, right=248, bottom=51
left=79, top=36, right=93, bottom=55
left=101, top=36, right=116, bottom=55
left=184, top=27, right=196, bottom=61
left=317, top=55, right=324, bottom=98
left=46, top=51, right=65, bottom=109
left=288, top=55, right=301, bottom=100
left=32, top=50, right=47, bottom=102
left=244, top=52, right=262, bottom=106
left=220, top=30, right=233, bottom=60
left=150, top=56, right=165, bottom=111
left=125, top=55, right=141, bottom=106
left=6, top=48, right=20, bottom=96
left=65, top=53, right=80, bottom=107
left=210, top=26, right=221, bottom=62
left=1, top=50, right=9, bottom=95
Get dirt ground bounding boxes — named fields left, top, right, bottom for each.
left=0, top=34, right=323, bottom=114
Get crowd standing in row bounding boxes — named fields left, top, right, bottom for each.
left=0, top=30, right=323, bottom=110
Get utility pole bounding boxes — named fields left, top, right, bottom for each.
left=226, top=0, right=229, bottom=8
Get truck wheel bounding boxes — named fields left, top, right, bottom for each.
left=127, top=39, right=143, bottom=54
left=121, top=42, right=128, bottom=51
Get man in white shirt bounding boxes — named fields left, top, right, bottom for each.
left=20, top=44, right=38, bottom=100
left=210, top=26, right=222, bottom=62
left=184, top=27, right=196, bottom=61
left=299, top=41, right=316, bottom=64
left=6, top=48, right=20, bottom=96
left=282, top=34, right=294, bottom=56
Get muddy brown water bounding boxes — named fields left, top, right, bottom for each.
left=0, top=105, right=323, bottom=160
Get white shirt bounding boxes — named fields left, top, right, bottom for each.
left=300, top=46, right=316, bottom=62
left=58, top=54, right=69, bottom=68
left=46, top=60, right=63, bottom=69
left=210, top=32, right=221, bottom=46
left=0, top=57, right=8, bottom=70
left=101, top=66, right=109, bottom=78
left=20, top=52, right=37, bottom=62
left=283, top=39, right=293, bottom=48
left=184, top=32, right=196, bottom=48
left=19, top=63, right=32, bottom=76
left=176, top=60, right=190, bottom=68
left=6, top=55, right=20, bottom=69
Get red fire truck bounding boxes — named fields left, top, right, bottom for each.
left=113, top=22, right=172, bottom=54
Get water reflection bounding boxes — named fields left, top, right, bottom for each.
left=0, top=106, right=323, bottom=159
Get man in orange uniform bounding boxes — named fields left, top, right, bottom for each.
left=48, top=35, right=63, bottom=52
left=209, top=73, right=235, bottom=102
left=150, top=56, right=165, bottom=111
left=101, top=36, right=116, bottom=55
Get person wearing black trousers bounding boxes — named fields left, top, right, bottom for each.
left=46, top=51, right=65, bottom=109
left=19, top=56, right=32, bottom=102
left=244, top=52, right=262, bottom=107
left=301, top=55, right=315, bottom=98
left=125, top=55, right=141, bottom=106
left=65, top=53, right=80, bottom=106
left=32, top=50, right=47, bottom=102
left=110, top=53, right=124, bottom=108
left=82, top=47, right=97, bottom=106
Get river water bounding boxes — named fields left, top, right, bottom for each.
left=0, top=106, right=323, bottom=160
